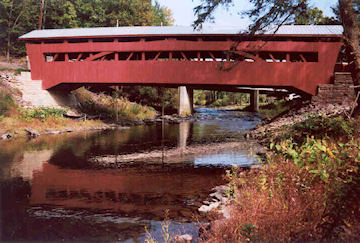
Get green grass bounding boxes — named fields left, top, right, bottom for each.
left=19, top=107, right=67, bottom=122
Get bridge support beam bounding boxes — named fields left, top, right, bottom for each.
left=250, top=89, right=260, bottom=112
left=178, top=86, right=193, bottom=117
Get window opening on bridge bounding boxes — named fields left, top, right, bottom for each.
left=118, top=37, right=141, bottom=42
left=29, top=41, right=42, bottom=44
left=68, top=39, right=89, bottom=43
left=44, top=53, right=55, bottom=62
left=145, top=37, right=166, bottom=42
left=175, top=37, right=199, bottom=42
left=171, top=51, right=187, bottom=61
left=43, top=50, right=318, bottom=63
left=290, top=53, right=305, bottom=62
left=157, top=52, right=170, bottom=61
left=43, top=39, right=64, bottom=44
left=302, top=52, right=318, bottom=62
left=271, top=52, right=287, bottom=62
left=129, top=52, right=142, bottom=61
left=118, top=52, right=132, bottom=61
left=202, top=36, right=228, bottom=42
left=68, top=53, right=81, bottom=62
left=259, top=52, right=274, bottom=62
left=79, top=53, right=90, bottom=61
left=198, top=51, right=213, bottom=61
left=145, top=52, right=160, bottom=60
left=55, top=53, right=65, bottom=61
left=92, top=38, right=115, bottom=43
left=104, top=53, right=115, bottom=61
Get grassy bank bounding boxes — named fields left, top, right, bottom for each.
left=72, top=87, right=157, bottom=121
left=205, top=115, right=360, bottom=242
left=0, top=103, right=103, bottom=136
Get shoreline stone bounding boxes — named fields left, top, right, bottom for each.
left=1, top=133, right=12, bottom=140
left=24, top=128, right=40, bottom=138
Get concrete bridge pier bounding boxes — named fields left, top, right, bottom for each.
left=250, top=89, right=260, bottom=112
left=178, top=86, right=194, bottom=117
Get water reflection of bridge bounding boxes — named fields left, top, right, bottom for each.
left=30, top=162, right=225, bottom=220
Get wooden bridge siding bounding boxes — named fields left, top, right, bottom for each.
left=25, top=40, right=341, bottom=95
left=41, top=61, right=325, bottom=95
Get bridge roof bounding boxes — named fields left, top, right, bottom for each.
left=19, top=25, right=343, bottom=40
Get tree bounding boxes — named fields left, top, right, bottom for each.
left=0, top=0, right=174, bottom=57
left=294, top=7, right=340, bottom=25
left=339, top=0, right=360, bottom=87
left=0, top=0, right=34, bottom=60
left=194, top=0, right=360, bottom=89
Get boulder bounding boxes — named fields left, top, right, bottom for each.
left=198, top=202, right=220, bottom=213
left=24, top=128, right=40, bottom=138
left=1, top=133, right=12, bottom=140
left=174, top=234, right=193, bottom=243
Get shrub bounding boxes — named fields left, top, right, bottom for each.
left=207, top=136, right=360, bottom=242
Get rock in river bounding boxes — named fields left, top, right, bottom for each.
left=174, top=234, right=193, bottom=242
left=1, top=133, right=12, bottom=140
left=24, top=128, right=40, bottom=138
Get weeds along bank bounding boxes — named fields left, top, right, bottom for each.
left=204, top=115, right=360, bottom=242
left=71, top=87, right=157, bottom=122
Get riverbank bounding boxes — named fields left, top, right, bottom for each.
left=202, top=102, right=360, bottom=242
left=1, top=71, right=160, bottom=139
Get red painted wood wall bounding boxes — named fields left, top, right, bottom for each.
left=24, top=35, right=342, bottom=95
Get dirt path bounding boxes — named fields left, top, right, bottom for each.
left=0, top=61, right=27, bottom=70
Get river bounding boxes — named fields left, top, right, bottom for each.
left=0, top=108, right=262, bottom=242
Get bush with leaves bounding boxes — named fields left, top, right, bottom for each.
left=205, top=116, right=360, bottom=242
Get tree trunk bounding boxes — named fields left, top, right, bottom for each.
left=6, top=32, right=11, bottom=61
left=339, top=0, right=360, bottom=88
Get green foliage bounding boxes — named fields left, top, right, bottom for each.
left=292, top=115, right=354, bottom=141
left=20, top=107, right=65, bottom=121
left=0, top=0, right=173, bottom=57
left=119, top=86, right=177, bottom=114
left=294, top=7, right=340, bottom=25
left=0, top=89, right=16, bottom=116
left=194, top=90, right=250, bottom=107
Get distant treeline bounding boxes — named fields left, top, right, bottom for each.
left=0, top=0, right=173, bottom=58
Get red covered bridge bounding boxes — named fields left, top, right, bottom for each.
left=19, top=25, right=343, bottom=113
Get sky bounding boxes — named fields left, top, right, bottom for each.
left=153, top=0, right=338, bottom=27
